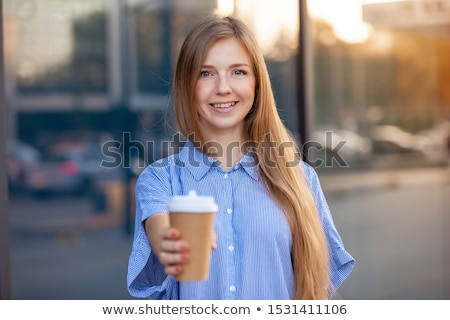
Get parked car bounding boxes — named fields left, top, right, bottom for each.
left=414, top=121, right=450, bottom=164
left=311, top=128, right=372, bottom=166
left=24, top=141, right=123, bottom=197
left=370, top=125, right=418, bottom=155
left=7, top=140, right=42, bottom=194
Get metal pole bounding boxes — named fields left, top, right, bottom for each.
left=0, top=0, right=13, bottom=299
left=118, top=0, right=133, bottom=236
left=297, top=0, right=315, bottom=165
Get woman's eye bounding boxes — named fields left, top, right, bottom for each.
left=234, top=69, right=246, bottom=75
left=200, top=70, right=211, bottom=77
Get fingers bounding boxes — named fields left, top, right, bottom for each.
left=157, top=228, right=217, bottom=277
left=159, top=250, right=189, bottom=267
left=160, top=238, right=188, bottom=253
left=160, top=226, right=181, bottom=240
left=157, top=227, right=189, bottom=276
left=164, top=264, right=183, bottom=276
left=159, top=248, right=189, bottom=277
left=159, top=229, right=189, bottom=256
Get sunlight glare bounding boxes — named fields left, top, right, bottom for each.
left=307, top=0, right=403, bottom=43
left=236, top=0, right=299, bottom=60
left=215, top=0, right=235, bottom=16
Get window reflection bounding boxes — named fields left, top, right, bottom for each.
left=8, top=0, right=108, bottom=94
left=309, top=0, right=450, bottom=171
left=134, top=10, right=171, bottom=94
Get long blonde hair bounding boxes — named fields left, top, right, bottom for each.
left=173, top=14, right=330, bottom=299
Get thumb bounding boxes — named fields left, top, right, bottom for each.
left=211, top=231, right=217, bottom=250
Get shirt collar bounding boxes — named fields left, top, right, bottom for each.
left=178, top=140, right=259, bottom=181
left=236, top=151, right=260, bottom=181
left=178, top=140, right=217, bottom=181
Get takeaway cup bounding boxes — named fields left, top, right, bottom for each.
left=167, top=190, right=218, bottom=281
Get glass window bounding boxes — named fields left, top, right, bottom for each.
left=4, top=0, right=108, bottom=95
left=134, top=9, right=171, bottom=95
left=308, top=0, right=450, bottom=172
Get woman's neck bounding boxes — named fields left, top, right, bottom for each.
left=202, top=131, right=248, bottom=171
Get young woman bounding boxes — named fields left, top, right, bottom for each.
left=127, top=14, right=354, bottom=300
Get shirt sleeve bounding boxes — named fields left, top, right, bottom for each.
left=302, top=163, right=356, bottom=297
left=126, top=161, right=179, bottom=299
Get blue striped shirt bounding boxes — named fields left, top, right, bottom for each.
left=127, top=140, right=355, bottom=299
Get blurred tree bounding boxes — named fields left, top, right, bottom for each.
left=392, top=30, right=440, bottom=132
left=437, top=34, right=450, bottom=117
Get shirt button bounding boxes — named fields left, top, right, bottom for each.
left=223, top=173, right=228, bottom=179
left=227, top=208, right=232, bottom=214
left=228, top=245, right=234, bottom=251
left=229, top=285, right=236, bottom=292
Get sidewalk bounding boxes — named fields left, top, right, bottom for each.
left=318, top=165, right=450, bottom=193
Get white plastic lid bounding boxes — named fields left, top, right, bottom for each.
left=167, top=190, right=218, bottom=213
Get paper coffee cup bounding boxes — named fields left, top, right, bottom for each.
left=167, top=190, right=218, bottom=281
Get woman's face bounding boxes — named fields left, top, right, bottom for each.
left=194, top=37, right=256, bottom=140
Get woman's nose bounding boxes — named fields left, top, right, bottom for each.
left=215, top=75, right=232, bottom=94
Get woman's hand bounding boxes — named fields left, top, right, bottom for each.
left=158, top=227, right=189, bottom=276
left=144, top=213, right=217, bottom=277
left=158, top=228, right=217, bottom=277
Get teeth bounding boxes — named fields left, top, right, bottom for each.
left=211, top=102, right=236, bottom=108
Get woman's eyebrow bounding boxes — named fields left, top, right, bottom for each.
left=201, top=63, right=251, bottom=69
left=230, top=63, right=251, bottom=68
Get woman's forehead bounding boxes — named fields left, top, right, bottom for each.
left=202, top=38, right=251, bottom=63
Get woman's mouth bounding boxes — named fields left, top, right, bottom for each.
left=210, top=102, right=237, bottom=109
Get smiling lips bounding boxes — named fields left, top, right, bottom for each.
left=210, top=102, right=237, bottom=109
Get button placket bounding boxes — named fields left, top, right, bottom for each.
left=222, top=169, right=236, bottom=298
